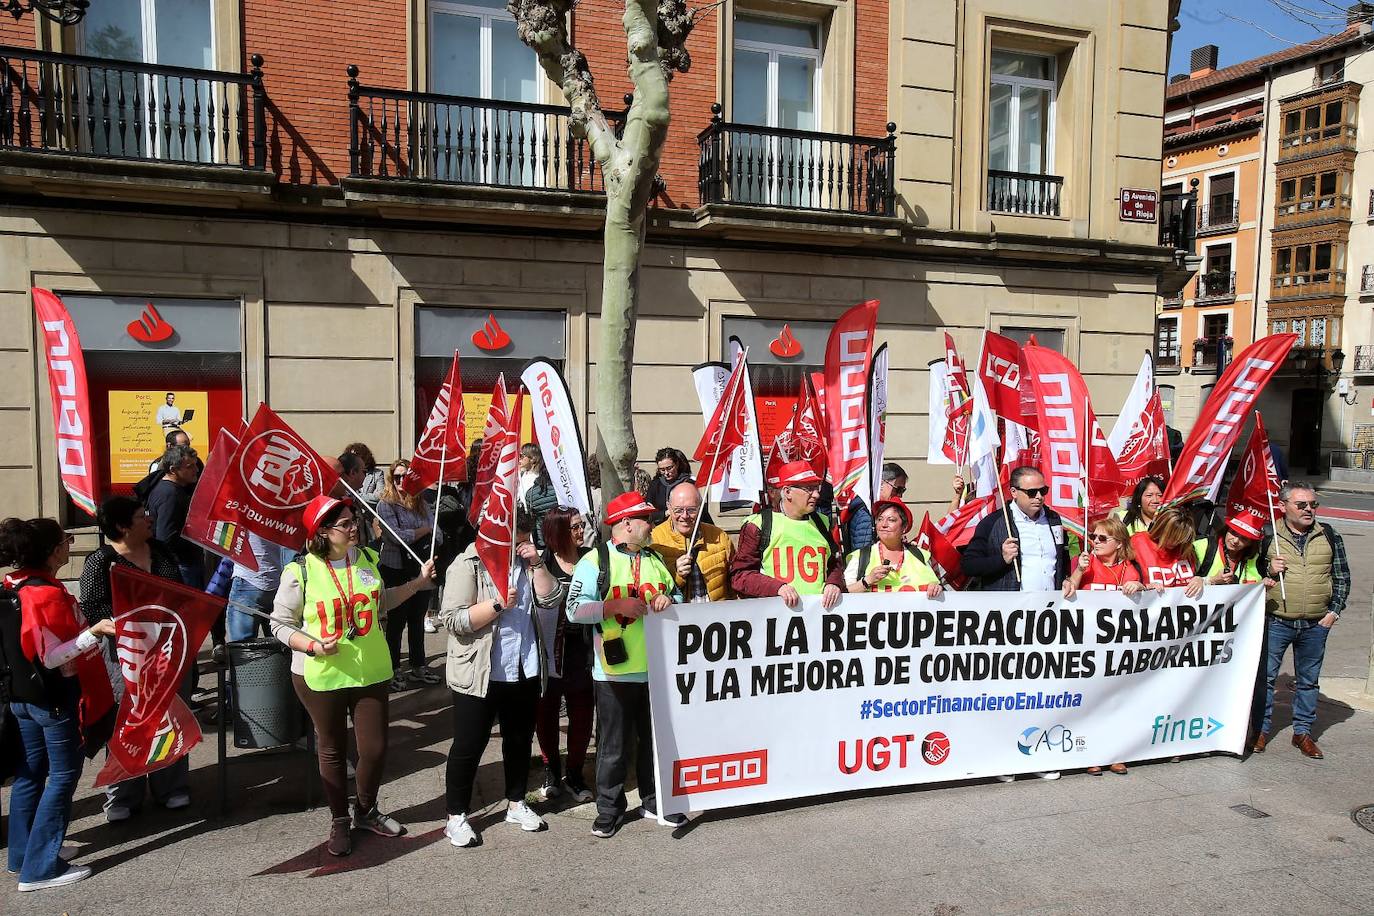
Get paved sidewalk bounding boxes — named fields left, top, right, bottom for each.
left=3, top=522, right=1371, bottom=916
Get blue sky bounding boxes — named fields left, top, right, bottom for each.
left=1169, top=1, right=1353, bottom=77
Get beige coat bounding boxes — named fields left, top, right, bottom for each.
left=439, top=543, right=548, bottom=698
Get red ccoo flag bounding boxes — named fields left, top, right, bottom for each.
left=1225, top=413, right=1282, bottom=539
left=404, top=350, right=467, bottom=495
left=96, top=565, right=223, bottom=786
left=917, top=512, right=969, bottom=589
left=976, top=330, right=1025, bottom=425
left=33, top=288, right=100, bottom=517
left=824, top=300, right=879, bottom=511
left=474, top=388, right=522, bottom=600
left=693, top=349, right=753, bottom=487
left=942, top=333, right=973, bottom=466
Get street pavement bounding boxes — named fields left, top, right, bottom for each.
left=3, top=517, right=1372, bottom=915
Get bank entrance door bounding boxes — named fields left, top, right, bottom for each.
left=1288, top=388, right=1325, bottom=475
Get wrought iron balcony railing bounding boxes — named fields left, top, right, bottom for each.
left=986, top=169, right=1063, bottom=216
left=347, top=68, right=625, bottom=193
left=0, top=45, right=266, bottom=168
left=1155, top=346, right=1181, bottom=369
left=1354, top=344, right=1374, bottom=373
left=1361, top=265, right=1374, bottom=293
left=1197, top=270, right=1237, bottom=300
left=696, top=106, right=896, bottom=216
left=1198, top=201, right=1239, bottom=232
left=1158, top=186, right=1197, bottom=250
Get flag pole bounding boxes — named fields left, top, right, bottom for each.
left=225, top=596, right=314, bottom=643
left=338, top=478, right=425, bottom=566
left=999, top=438, right=1021, bottom=584
left=429, top=435, right=447, bottom=566
left=1257, top=412, right=1286, bottom=600
left=690, top=347, right=748, bottom=552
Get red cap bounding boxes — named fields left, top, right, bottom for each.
left=303, top=494, right=351, bottom=538
left=872, top=499, right=914, bottom=533
left=776, top=461, right=822, bottom=487
left=605, top=492, right=657, bottom=525
left=1225, top=514, right=1263, bottom=541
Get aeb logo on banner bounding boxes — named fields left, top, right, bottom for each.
left=1150, top=713, right=1223, bottom=746
left=238, top=429, right=320, bottom=510
left=1016, top=724, right=1085, bottom=756
left=672, top=749, right=768, bottom=796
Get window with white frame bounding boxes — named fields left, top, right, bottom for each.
left=1155, top=316, right=1180, bottom=367
left=1310, top=316, right=1327, bottom=347
left=1272, top=319, right=1288, bottom=334
left=988, top=49, right=1056, bottom=176
left=430, top=0, right=539, bottom=102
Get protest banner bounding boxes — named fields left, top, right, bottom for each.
left=33, top=288, right=99, bottom=516
left=644, top=585, right=1264, bottom=815
left=521, top=358, right=593, bottom=513
left=182, top=428, right=256, bottom=571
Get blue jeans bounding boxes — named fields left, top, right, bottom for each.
left=7, top=702, right=84, bottom=883
left=227, top=579, right=272, bottom=642
left=178, top=561, right=206, bottom=591
left=1261, top=616, right=1331, bottom=737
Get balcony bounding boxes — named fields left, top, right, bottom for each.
left=1155, top=346, right=1181, bottom=372
left=1196, top=270, right=1237, bottom=302
left=1158, top=186, right=1197, bottom=250
left=1197, top=201, right=1239, bottom=234
left=0, top=45, right=266, bottom=170
left=696, top=109, right=897, bottom=217
left=1362, top=265, right=1374, bottom=294
left=1271, top=270, right=1346, bottom=300
left=1354, top=344, right=1374, bottom=374
left=1162, top=291, right=1183, bottom=309
left=1284, top=345, right=1343, bottom=375
left=1275, top=191, right=1351, bottom=228
left=986, top=170, right=1062, bottom=217
left=347, top=76, right=625, bottom=196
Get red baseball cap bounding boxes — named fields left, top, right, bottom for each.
left=303, top=494, right=352, bottom=538
left=1225, top=514, right=1263, bottom=541
left=776, top=461, right=822, bottom=487
left=871, top=499, right=914, bottom=533
left=605, top=492, right=657, bottom=525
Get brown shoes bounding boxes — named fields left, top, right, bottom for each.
left=1292, top=733, right=1324, bottom=759
left=1251, top=733, right=1268, bottom=753
left=328, top=816, right=353, bottom=856
left=1109, top=763, right=1128, bottom=775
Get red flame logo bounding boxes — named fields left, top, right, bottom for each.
left=472, top=314, right=513, bottom=352
left=769, top=323, right=802, bottom=359
left=127, top=302, right=175, bottom=344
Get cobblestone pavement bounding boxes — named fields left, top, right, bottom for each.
left=3, top=520, right=1371, bottom=915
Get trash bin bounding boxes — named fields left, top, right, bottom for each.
left=227, top=639, right=304, bottom=749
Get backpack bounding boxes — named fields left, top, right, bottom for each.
left=591, top=542, right=673, bottom=600
left=757, top=507, right=838, bottom=558
left=0, top=578, right=59, bottom=705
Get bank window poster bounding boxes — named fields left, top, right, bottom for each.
left=415, top=357, right=540, bottom=451
left=108, top=391, right=210, bottom=483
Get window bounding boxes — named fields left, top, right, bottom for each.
left=1274, top=241, right=1340, bottom=289
left=1292, top=317, right=1307, bottom=343
left=732, top=15, right=823, bottom=207
left=1311, top=316, right=1327, bottom=347
left=1200, top=244, right=1234, bottom=298
left=1272, top=320, right=1288, bottom=334
left=1000, top=327, right=1065, bottom=352
left=1155, top=317, right=1180, bottom=368
left=1319, top=58, right=1345, bottom=84
left=1281, top=97, right=1347, bottom=149
left=80, top=0, right=216, bottom=162
left=988, top=49, right=1055, bottom=176
left=430, top=0, right=539, bottom=101
left=1205, top=173, right=1235, bottom=227
left=1197, top=313, right=1230, bottom=366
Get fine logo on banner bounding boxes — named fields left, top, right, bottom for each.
left=921, top=731, right=950, bottom=765
left=1016, top=724, right=1085, bottom=756
left=672, top=749, right=768, bottom=796
left=238, top=429, right=320, bottom=510
left=1150, top=713, right=1223, bottom=746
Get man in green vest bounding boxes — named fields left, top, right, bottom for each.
left=729, top=461, right=844, bottom=609
left=1253, top=483, right=1350, bottom=759
left=566, top=492, right=684, bottom=838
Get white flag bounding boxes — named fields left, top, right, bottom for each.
left=866, top=343, right=889, bottom=502
left=1108, top=353, right=1155, bottom=459
left=927, top=360, right=954, bottom=465
left=519, top=359, right=592, bottom=513
left=691, top=359, right=763, bottom=503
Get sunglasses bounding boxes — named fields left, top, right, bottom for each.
left=887, top=484, right=907, bottom=496
left=1289, top=500, right=1320, bottom=510
left=1088, top=533, right=1116, bottom=543
left=1014, top=486, right=1050, bottom=497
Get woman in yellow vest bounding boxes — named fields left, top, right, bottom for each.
left=844, top=500, right=943, bottom=596
left=1118, top=476, right=1165, bottom=536
left=1199, top=515, right=1275, bottom=587
left=271, top=495, right=435, bottom=858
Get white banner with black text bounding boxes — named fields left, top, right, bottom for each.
left=644, top=585, right=1264, bottom=815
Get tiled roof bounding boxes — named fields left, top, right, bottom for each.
left=1164, top=113, right=1264, bottom=148
left=1166, top=27, right=1363, bottom=100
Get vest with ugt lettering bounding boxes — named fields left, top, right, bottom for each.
left=1129, top=533, right=1197, bottom=588
left=592, top=544, right=676, bottom=677
left=284, top=548, right=392, bottom=691
left=749, top=510, right=833, bottom=596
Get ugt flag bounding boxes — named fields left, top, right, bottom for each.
left=1225, top=413, right=1281, bottom=539
left=212, top=404, right=340, bottom=549
left=693, top=347, right=753, bottom=487
left=474, top=388, right=522, bottom=600
left=33, top=288, right=99, bottom=517
left=95, top=565, right=223, bottom=786
left=182, top=428, right=256, bottom=571
left=1109, top=354, right=1170, bottom=485
left=404, top=350, right=466, bottom=495
left=469, top=375, right=513, bottom=525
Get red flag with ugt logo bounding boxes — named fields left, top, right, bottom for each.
left=95, top=565, right=223, bottom=786
left=1225, top=413, right=1281, bottom=539
left=468, top=375, right=512, bottom=525
left=474, top=389, right=522, bottom=600
left=211, top=403, right=340, bottom=549
left=182, top=428, right=256, bottom=571
left=694, top=349, right=753, bottom=487
left=1164, top=334, right=1297, bottom=506
left=404, top=350, right=467, bottom=495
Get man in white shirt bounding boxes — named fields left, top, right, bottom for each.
left=156, top=392, right=182, bottom=431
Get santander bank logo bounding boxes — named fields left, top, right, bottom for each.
left=672, top=749, right=768, bottom=796
left=127, top=302, right=175, bottom=344
left=472, top=314, right=512, bottom=352
left=769, top=324, right=802, bottom=359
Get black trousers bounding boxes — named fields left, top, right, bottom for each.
left=594, top=680, right=657, bottom=819
left=381, top=564, right=427, bottom=670
left=445, top=678, right=540, bottom=815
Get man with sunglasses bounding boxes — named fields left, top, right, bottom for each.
left=962, top=467, right=1070, bottom=595
left=1253, top=483, right=1349, bottom=759
left=841, top=463, right=909, bottom=553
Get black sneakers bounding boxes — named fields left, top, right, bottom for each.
left=590, top=811, right=622, bottom=839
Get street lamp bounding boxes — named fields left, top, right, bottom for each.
left=2, top=0, right=88, bottom=25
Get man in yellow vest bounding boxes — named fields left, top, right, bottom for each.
left=651, top=481, right=735, bottom=601
left=566, top=491, right=684, bottom=838
left=729, top=461, right=844, bottom=609
left=1252, top=483, right=1349, bottom=759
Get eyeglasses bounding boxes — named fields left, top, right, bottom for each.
left=326, top=520, right=359, bottom=531
left=569, top=521, right=586, bottom=530
left=63, top=533, right=76, bottom=546
left=1088, top=534, right=1116, bottom=543
left=788, top=484, right=821, bottom=494
left=1289, top=500, right=1320, bottom=510
left=887, top=484, right=907, bottom=496
left=669, top=507, right=700, bottom=518
left=1014, top=485, right=1050, bottom=497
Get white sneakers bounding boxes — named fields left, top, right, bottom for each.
left=640, top=807, right=689, bottom=827
left=445, top=813, right=478, bottom=848
left=18, top=864, right=91, bottom=893
left=504, top=800, right=547, bottom=832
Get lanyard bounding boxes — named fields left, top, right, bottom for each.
left=324, top=555, right=356, bottom=629
left=629, top=553, right=642, bottom=592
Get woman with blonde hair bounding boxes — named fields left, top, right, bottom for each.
left=376, top=458, right=442, bottom=689
left=1129, top=508, right=1204, bottom=598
